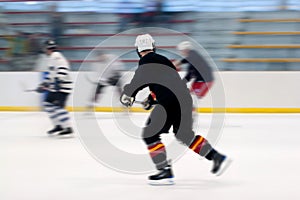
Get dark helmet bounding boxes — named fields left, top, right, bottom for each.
left=44, top=39, right=57, bottom=50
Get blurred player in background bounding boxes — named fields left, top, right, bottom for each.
left=120, top=34, right=231, bottom=185
left=87, top=51, right=123, bottom=110
left=174, top=41, right=214, bottom=99
left=37, top=40, right=73, bottom=136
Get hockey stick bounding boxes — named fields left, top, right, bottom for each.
left=85, top=74, right=120, bottom=86
left=24, top=88, right=38, bottom=92
left=134, top=100, right=144, bottom=105
left=19, top=81, right=37, bottom=92
left=85, top=73, right=145, bottom=106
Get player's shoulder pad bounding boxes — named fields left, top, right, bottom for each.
left=51, top=51, right=63, bottom=60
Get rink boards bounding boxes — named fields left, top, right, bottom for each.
left=0, top=71, right=300, bottom=113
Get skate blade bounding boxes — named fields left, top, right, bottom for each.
left=56, top=133, right=75, bottom=139
left=148, top=178, right=175, bottom=186
left=216, top=157, right=232, bottom=176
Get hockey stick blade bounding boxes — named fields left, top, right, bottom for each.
left=19, top=81, right=37, bottom=92
left=134, top=100, right=144, bottom=105
left=24, top=89, right=38, bottom=92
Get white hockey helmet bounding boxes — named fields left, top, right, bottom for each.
left=135, top=34, right=155, bottom=52
left=177, top=41, right=193, bottom=51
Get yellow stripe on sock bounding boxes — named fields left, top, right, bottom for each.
left=149, top=143, right=165, bottom=152
left=191, top=137, right=204, bottom=151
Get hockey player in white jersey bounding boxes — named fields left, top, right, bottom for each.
left=87, top=50, right=123, bottom=109
left=37, top=40, right=73, bottom=135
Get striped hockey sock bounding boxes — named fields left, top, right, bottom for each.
left=189, top=135, right=220, bottom=160
left=43, top=102, right=60, bottom=126
left=189, top=135, right=207, bottom=154
left=56, top=108, right=71, bottom=128
left=147, top=141, right=168, bottom=170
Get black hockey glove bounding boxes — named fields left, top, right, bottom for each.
left=120, top=93, right=135, bottom=107
left=36, top=82, right=49, bottom=93
left=141, top=94, right=157, bottom=110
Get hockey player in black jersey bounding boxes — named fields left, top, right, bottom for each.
left=120, top=34, right=231, bottom=185
left=174, top=41, right=214, bottom=99
left=37, top=40, right=73, bottom=136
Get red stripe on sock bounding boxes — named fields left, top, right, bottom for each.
left=148, top=143, right=166, bottom=158
left=189, top=136, right=206, bottom=154
left=149, top=147, right=166, bottom=158
left=189, top=135, right=201, bottom=148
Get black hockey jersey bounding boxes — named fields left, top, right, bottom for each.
left=181, top=50, right=214, bottom=82
left=123, top=52, right=190, bottom=106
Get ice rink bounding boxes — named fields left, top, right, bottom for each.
left=1, top=112, right=300, bottom=200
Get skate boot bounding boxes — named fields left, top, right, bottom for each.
left=58, top=127, right=73, bottom=136
left=148, top=165, right=174, bottom=185
left=47, top=125, right=63, bottom=135
left=211, top=153, right=232, bottom=176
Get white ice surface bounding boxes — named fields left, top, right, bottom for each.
left=1, top=112, right=300, bottom=200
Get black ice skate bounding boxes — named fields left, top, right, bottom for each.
left=47, top=125, right=63, bottom=135
left=211, top=153, right=232, bottom=176
left=57, top=127, right=73, bottom=136
left=148, top=165, right=174, bottom=185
